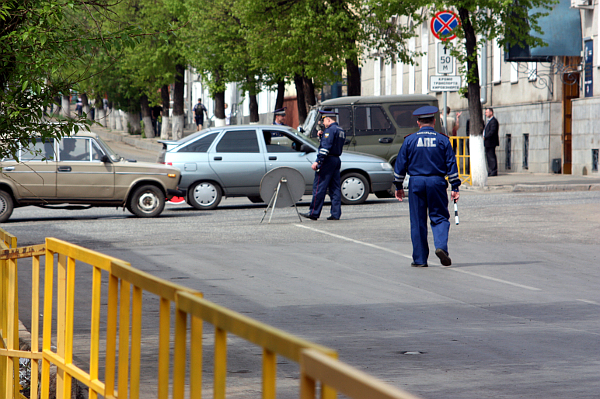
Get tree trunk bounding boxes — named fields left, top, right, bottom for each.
left=171, top=64, right=185, bottom=140
left=294, top=74, right=307, bottom=124
left=126, top=112, right=141, bottom=135
left=81, top=93, right=90, bottom=119
left=458, top=7, right=487, bottom=187
left=140, top=94, right=154, bottom=138
left=214, top=90, right=226, bottom=127
left=160, top=84, right=170, bottom=140
left=61, top=95, right=70, bottom=118
left=303, top=76, right=316, bottom=112
left=275, top=80, right=285, bottom=110
left=346, top=57, right=361, bottom=96
left=249, top=94, right=259, bottom=123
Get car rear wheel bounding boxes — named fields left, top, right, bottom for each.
left=341, top=173, right=369, bottom=205
left=0, top=190, right=14, bottom=223
left=128, top=185, right=165, bottom=217
left=188, top=181, right=222, bottom=210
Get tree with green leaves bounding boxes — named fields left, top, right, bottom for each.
left=0, top=0, right=139, bottom=160
left=364, top=0, right=552, bottom=186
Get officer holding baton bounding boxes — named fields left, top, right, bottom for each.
left=394, top=106, right=460, bottom=267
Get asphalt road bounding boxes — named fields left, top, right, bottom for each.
left=7, top=138, right=600, bottom=399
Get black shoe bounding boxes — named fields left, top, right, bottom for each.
left=435, top=249, right=452, bottom=266
left=327, top=216, right=339, bottom=220
left=299, top=212, right=318, bottom=220
left=411, top=262, right=428, bottom=268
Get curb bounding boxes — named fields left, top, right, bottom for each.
left=463, top=183, right=600, bottom=193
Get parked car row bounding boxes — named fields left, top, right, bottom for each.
left=157, top=125, right=395, bottom=210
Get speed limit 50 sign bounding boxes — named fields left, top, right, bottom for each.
left=436, top=42, right=455, bottom=75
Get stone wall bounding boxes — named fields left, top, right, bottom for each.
left=571, top=97, right=600, bottom=175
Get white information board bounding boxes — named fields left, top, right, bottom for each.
left=430, top=76, right=461, bottom=92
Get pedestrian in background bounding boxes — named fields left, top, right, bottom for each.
left=193, top=98, right=208, bottom=131
left=300, top=110, right=345, bottom=221
left=483, top=107, right=499, bottom=176
left=394, top=106, right=461, bottom=267
left=442, top=106, right=462, bottom=136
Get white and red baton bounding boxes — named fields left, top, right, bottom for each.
left=454, top=199, right=459, bottom=225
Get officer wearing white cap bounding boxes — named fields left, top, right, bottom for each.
left=300, top=110, right=345, bottom=220
left=394, top=105, right=461, bottom=267
left=273, top=108, right=286, bottom=125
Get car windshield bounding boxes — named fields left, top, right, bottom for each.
left=94, top=136, right=121, bottom=162
left=301, top=109, right=317, bottom=134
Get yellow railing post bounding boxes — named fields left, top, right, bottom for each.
left=450, top=136, right=472, bottom=185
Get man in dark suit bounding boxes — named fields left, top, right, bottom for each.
left=483, top=108, right=499, bottom=176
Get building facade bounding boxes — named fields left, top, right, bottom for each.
left=361, top=0, right=600, bottom=176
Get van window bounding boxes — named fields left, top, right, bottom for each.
left=389, top=104, right=431, bottom=128
left=354, top=106, right=395, bottom=136
left=310, top=106, right=352, bottom=139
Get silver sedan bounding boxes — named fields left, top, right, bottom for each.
left=157, top=125, right=394, bottom=210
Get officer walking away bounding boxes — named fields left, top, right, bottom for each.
left=300, top=110, right=345, bottom=221
left=483, top=107, right=499, bottom=176
left=193, top=98, right=208, bottom=131
left=273, top=108, right=287, bottom=125
left=394, top=106, right=461, bottom=267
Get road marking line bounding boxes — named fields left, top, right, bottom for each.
left=447, top=268, right=541, bottom=291
left=295, top=224, right=542, bottom=291
left=294, top=224, right=412, bottom=259
left=577, top=299, right=599, bottom=305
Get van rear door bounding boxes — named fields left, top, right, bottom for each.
left=349, top=105, right=396, bottom=159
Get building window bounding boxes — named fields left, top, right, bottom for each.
left=493, top=38, right=502, bottom=83
left=505, top=134, right=511, bottom=170
left=593, top=149, right=599, bottom=172
left=523, top=133, right=529, bottom=170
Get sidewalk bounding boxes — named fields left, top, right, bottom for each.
left=89, top=123, right=600, bottom=193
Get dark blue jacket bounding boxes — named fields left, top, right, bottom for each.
left=316, top=122, right=345, bottom=166
left=394, top=126, right=461, bottom=191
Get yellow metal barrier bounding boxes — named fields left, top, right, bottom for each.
left=299, top=349, right=422, bottom=399
left=449, top=136, right=472, bottom=185
left=1, top=233, right=424, bottom=399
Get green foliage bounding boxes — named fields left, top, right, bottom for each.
left=0, top=0, right=140, bottom=159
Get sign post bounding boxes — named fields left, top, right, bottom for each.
left=431, top=10, right=460, bottom=134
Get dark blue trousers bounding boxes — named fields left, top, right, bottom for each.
left=308, top=157, right=342, bottom=219
left=408, top=175, right=450, bottom=265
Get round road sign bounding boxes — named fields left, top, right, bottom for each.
left=431, top=10, right=460, bottom=41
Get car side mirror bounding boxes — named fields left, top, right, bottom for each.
left=300, top=144, right=315, bottom=153
left=297, top=126, right=305, bottom=133
left=101, top=155, right=110, bottom=163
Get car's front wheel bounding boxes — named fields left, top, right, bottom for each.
left=0, top=190, right=14, bottom=223
left=128, top=185, right=165, bottom=217
left=188, top=181, right=222, bottom=210
left=341, top=173, right=369, bottom=205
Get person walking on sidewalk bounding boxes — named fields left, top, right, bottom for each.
left=394, top=106, right=461, bottom=267
left=193, top=98, right=208, bottom=131
left=483, top=107, right=499, bottom=176
left=300, top=110, right=345, bottom=221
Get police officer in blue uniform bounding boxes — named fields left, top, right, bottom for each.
left=394, top=106, right=461, bottom=267
left=273, top=108, right=286, bottom=125
left=300, top=110, right=345, bottom=220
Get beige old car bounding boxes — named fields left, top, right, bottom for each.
left=0, top=131, right=183, bottom=222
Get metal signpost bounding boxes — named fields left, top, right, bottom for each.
left=431, top=10, right=461, bottom=133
